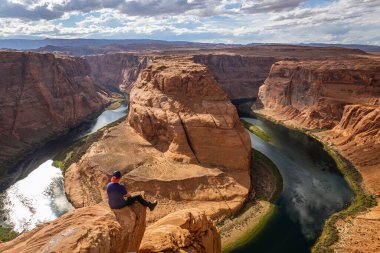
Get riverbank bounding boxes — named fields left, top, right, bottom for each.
left=252, top=109, right=377, bottom=253
left=220, top=149, right=283, bottom=252
left=53, top=115, right=127, bottom=172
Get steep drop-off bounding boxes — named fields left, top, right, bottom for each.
left=85, top=53, right=151, bottom=93
left=64, top=57, right=251, bottom=225
left=128, top=57, right=251, bottom=171
left=0, top=51, right=106, bottom=173
left=256, top=56, right=380, bottom=252
left=0, top=202, right=146, bottom=253
left=257, top=57, right=380, bottom=129
left=193, top=54, right=276, bottom=100
left=316, top=105, right=380, bottom=253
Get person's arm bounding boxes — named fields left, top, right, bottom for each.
left=121, top=184, right=131, bottom=197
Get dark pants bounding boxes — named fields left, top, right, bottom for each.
left=124, top=194, right=150, bottom=207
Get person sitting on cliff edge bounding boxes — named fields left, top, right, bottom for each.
left=107, top=170, right=158, bottom=211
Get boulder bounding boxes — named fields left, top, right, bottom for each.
left=139, top=208, right=221, bottom=253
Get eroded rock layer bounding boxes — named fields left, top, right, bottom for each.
left=316, top=105, right=380, bottom=253
left=0, top=51, right=106, bottom=172
left=256, top=55, right=380, bottom=253
left=139, top=208, right=221, bottom=253
left=128, top=57, right=251, bottom=171
left=0, top=202, right=146, bottom=253
left=193, top=54, right=276, bottom=100
left=65, top=57, right=251, bottom=224
left=257, top=57, right=380, bottom=129
left=86, top=53, right=151, bottom=93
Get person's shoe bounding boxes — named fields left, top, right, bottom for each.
left=148, top=200, right=158, bottom=211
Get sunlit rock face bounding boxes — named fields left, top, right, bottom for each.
left=257, top=57, right=380, bottom=129
left=140, top=208, right=221, bottom=253
left=64, top=57, right=250, bottom=226
left=128, top=57, right=251, bottom=172
left=0, top=202, right=146, bottom=253
left=0, top=51, right=106, bottom=172
left=256, top=55, right=380, bottom=253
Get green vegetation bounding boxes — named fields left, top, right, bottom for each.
left=241, top=119, right=271, bottom=142
left=249, top=112, right=377, bottom=252
left=53, top=116, right=127, bottom=173
left=253, top=149, right=283, bottom=202
left=222, top=149, right=283, bottom=253
left=0, top=225, right=18, bottom=242
left=312, top=145, right=377, bottom=253
left=106, top=98, right=125, bottom=110
left=222, top=204, right=277, bottom=253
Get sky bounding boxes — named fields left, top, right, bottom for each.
left=0, top=0, right=379, bottom=45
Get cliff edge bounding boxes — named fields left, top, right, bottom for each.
left=0, top=202, right=146, bottom=253
left=0, top=51, right=107, bottom=174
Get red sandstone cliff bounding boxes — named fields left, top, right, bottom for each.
left=0, top=51, right=107, bottom=172
left=257, top=57, right=380, bottom=129
left=128, top=57, right=251, bottom=171
left=256, top=55, right=380, bottom=252
left=85, top=53, right=151, bottom=93
left=193, top=54, right=276, bottom=100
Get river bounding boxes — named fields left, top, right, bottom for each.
left=0, top=107, right=353, bottom=252
left=232, top=117, right=353, bottom=253
left=0, top=105, right=128, bottom=233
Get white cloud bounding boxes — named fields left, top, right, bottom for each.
left=0, top=0, right=379, bottom=45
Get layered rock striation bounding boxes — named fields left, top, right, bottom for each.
left=86, top=53, right=151, bottom=93
left=193, top=54, right=276, bottom=100
left=128, top=57, right=251, bottom=171
left=65, top=57, right=251, bottom=224
left=256, top=55, right=380, bottom=253
left=257, top=57, right=380, bottom=129
left=139, top=208, right=221, bottom=253
left=0, top=51, right=106, bottom=173
left=0, top=202, right=146, bottom=253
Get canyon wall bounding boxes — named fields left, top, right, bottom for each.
left=0, top=51, right=106, bottom=173
left=257, top=57, right=380, bottom=129
left=256, top=55, right=380, bottom=253
left=193, top=54, right=276, bottom=100
left=0, top=202, right=146, bottom=253
left=85, top=53, right=151, bottom=93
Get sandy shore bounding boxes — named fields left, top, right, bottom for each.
left=220, top=149, right=282, bottom=252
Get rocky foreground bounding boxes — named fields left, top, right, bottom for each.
left=255, top=54, right=380, bottom=252
left=0, top=51, right=107, bottom=174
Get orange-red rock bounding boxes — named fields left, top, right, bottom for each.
left=257, top=58, right=380, bottom=129
left=256, top=55, right=380, bottom=253
left=86, top=53, right=151, bottom=93
left=128, top=57, right=251, bottom=171
left=0, top=202, right=146, bottom=253
left=64, top=57, right=250, bottom=224
left=0, top=51, right=106, bottom=172
left=139, top=208, right=221, bottom=253
left=193, top=54, right=276, bottom=100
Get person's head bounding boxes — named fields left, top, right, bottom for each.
left=111, top=170, right=122, bottom=183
